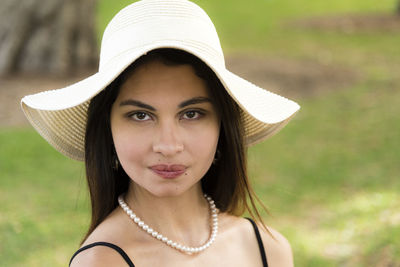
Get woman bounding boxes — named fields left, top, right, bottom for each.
left=21, top=0, right=300, bottom=266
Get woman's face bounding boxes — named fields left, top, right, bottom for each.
left=110, top=60, right=220, bottom=198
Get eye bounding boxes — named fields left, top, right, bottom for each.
left=181, top=110, right=202, bottom=120
left=130, top=111, right=152, bottom=121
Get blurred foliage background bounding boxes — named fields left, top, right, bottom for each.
left=1, top=0, right=399, bottom=266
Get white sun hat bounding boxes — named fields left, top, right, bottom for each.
left=21, top=0, right=300, bottom=161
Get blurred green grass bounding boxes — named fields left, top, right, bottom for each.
left=2, top=0, right=400, bottom=265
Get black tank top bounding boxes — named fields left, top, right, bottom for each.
left=69, top=218, right=268, bottom=266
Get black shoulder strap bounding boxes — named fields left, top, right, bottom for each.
left=245, top=218, right=269, bottom=267
left=69, top=241, right=135, bottom=267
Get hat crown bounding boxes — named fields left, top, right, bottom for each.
left=99, top=0, right=225, bottom=71
left=21, top=0, right=300, bottom=162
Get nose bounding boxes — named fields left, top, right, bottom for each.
left=152, top=120, right=184, bottom=156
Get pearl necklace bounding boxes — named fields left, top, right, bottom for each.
left=118, top=194, right=218, bottom=255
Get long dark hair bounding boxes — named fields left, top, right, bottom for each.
left=82, top=48, right=268, bottom=244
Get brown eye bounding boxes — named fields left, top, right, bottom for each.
left=185, top=111, right=196, bottom=119
left=181, top=110, right=203, bottom=120
left=131, top=112, right=151, bottom=121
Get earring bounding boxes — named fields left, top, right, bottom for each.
left=213, top=149, right=221, bottom=165
left=112, top=155, right=119, bottom=170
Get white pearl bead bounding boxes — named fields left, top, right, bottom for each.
left=118, top=194, right=218, bottom=255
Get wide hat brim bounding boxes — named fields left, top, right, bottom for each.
left=21, top=41, right=299, bottom=161
left=21, top=0, right=300, bottom=161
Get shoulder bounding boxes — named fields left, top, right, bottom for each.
left=70, top=208, right=134, bottom=267
left=69, top=243, right=129, bottom=267
left=219, top=215, right=293, bottom=267
left=256, top=221, right=294, bottom=267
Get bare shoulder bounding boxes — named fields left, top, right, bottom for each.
left=257, top=221, right=294, bottom=267
left=69, top=244, right=128, bottom=267
left=70, top=208, right=132, bottom=267
left=219, top=215, right=293, bottom=266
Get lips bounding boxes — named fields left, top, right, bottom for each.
left=150, top=164, right=187, bottom=179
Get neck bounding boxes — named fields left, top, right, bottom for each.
left=122, top=182, right=210, bottom=246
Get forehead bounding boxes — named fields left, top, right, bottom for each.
left=117, top=60, right=211, bottom=101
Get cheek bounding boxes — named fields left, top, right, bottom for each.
left=187, top=122, right=220, bottom=160
left=115, top=137, right=141, bottom=159
left=112, top=125, right=149, bottom=165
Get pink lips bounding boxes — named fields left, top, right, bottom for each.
left=150, top=164, right=187, bottom=179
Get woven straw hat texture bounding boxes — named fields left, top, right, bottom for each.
left=21, top=0, right=300, bottom=161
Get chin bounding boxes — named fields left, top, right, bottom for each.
left=147, top=187, right=186, bottom=198
left=145, top=183, right=200, bottom=199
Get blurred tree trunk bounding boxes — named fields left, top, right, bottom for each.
left=0, top=0, right=98, bottom=76
left=397, top=0, right=400, bottom=15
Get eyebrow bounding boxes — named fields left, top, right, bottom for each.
left=119, top=97, right=212, bottom=110
left=178, top=96, right=213, bottom=108
left=119, top=99, right=156, bottom=111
